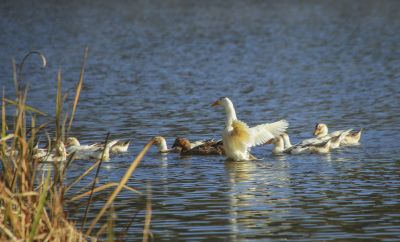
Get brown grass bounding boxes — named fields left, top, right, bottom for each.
left=0, top=50, right=154, bottom=241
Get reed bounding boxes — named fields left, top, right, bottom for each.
left=0, top=50, right=154, bottom=241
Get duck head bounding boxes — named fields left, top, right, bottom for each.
left=66, top=137, right=80, bottom=147
left=152, top=136, right=169, bottom=153
left=172, top=137, right=192, bottom=152
left=313, top=123, right=328, bottom=137
left=211, top=97, right=232, bottom=108
left=212, top=97, right=238, bottom=126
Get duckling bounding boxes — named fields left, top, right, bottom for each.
left=172, top=137, right=225, bottom=156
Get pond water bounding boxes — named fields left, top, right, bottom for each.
left=1, top=0, right=400, bottom=241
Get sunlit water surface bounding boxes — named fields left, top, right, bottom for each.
left=1, top=0, right=400, bottom=241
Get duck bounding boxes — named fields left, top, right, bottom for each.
left=270, top=134, right=312, bottom=155
left=33, top=140, right=68, bottom=162
left=98, top=139, right=131, bottom=153
left=152, top=136, right=208, bottom=153
left=66, top=137, right=100, bottom=153
left=313, top=123, right=362, bottom=145
left=212, top=97, right=288, bottom=161
left=152, top=136, right=179, bottom=153
left=281, top=133, right=314, bottom=154
left=329, top=130, right=352, bottom=149
left=309, top=139, right=331, bottom=154
left=66, top=137, right=130, bottom=154
left=171, top=137, right=225, bottom=155
left=271, top=133, right=331, bottom=155
left=68, top=139, right=119, bottom=160
left=341, top=129, right=363, bottom=145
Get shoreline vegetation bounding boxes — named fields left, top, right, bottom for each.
left=0, top=49, right=154, bottom=241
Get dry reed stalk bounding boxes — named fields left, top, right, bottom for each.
left=142, top=184, right=152, bottom=242
left=81, top=133, right=110, bottom=230
left=69, top=182, right=140, bottom=202
left=67, top=47, right=88, bottom=134
left=86, top=139, right=155, bottom=235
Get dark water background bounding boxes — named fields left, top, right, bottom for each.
left=1, top=0, right=400, bottom=241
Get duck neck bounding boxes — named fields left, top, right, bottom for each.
left=273, top=137, right=284, bottom=153
left=71, top=139, right=80, bottom=147
left=158, top=138, right=169, bottom=153
left=282, top=134, right=292, bottom=149
left=223, top=99, right=238, bottom=128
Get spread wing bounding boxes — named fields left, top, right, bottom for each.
left=249, top=120, right=289, bottom=147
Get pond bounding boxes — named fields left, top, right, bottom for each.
left=1, top=0, right=400, bottom=241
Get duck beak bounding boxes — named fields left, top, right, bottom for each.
left=313, top=128, right=319, bottom=136
left=211, top=100, right=220, bottom=107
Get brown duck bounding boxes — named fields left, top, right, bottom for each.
left=172, top=137, right=225, bottom=156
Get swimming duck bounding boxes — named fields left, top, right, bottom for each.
left=171, top=137, right=225, bottom=155
left=152, top=136, right=178, bottom=153
left=314, top=123, right=362, bottom=145
left=309, top=139, right=331, bottom=154
left=33, top=140, right=68, bottom=162
left=271, top=133, right=331, bottom=155
left=98, top=139, right=131, bottom=153
left=212, top=97, right=288, bottom=161
left=66, top=137, right=129, bottom=154
left=341, top=129, right=363, bottom=145
left=66, top=137, right=100, bottom=153
left=270, top=134, right=312, bottom=155
left=281, top=133, right=314, bottom=154
left=329, top=130, right=352, bottom=149
left=152, top=136, right=208, bottom=153
left=68, top=139, right=119, bottom=160
left=313, top=123, right=348, bottom=138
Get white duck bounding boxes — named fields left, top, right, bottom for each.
left=66, top=137, right=100, bottom=153
left=98, top=139, right=131, bottom=153
left=314, top=123, right=362, bottom=145
left=342, top=129, right=362, bottom=145
left=271, top=133, right=330, bottom=155
left=66, top=137, right=130, bottom=154
left=212, top=97, right=288, bottom=161
left=33, top=140, right=68, bottom=162
left=67, top=139, right=119, bottom=161
left=153, top=136, right=176, bottom=153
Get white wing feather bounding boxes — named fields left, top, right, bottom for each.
left=249, top=120, right=288, bottom=147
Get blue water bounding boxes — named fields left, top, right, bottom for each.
left=1, top=0, right=400, bottom=241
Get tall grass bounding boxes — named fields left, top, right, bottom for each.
left=0, top=50, right=155, bottom=241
